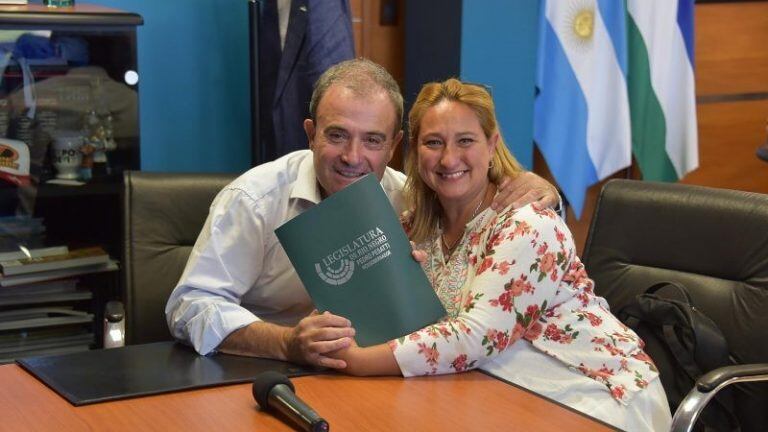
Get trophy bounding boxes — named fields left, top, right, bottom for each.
left=82, top=77, right=117, bottom=178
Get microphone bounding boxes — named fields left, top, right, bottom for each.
left=252, top=371, right=329, bottom=432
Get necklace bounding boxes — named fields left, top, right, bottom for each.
left=441, top=188, right=489, bottom=256
left=441, top=233, right=462, bottom=256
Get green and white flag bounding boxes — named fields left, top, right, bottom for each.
left=627, top=0, right=698, bottom=181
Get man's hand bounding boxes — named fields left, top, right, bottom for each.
left=491, top=172, right=559, bottom=211
left=217, top=312, right=354, bottom=368
left=410, top=241, right=427, bottom=264
left=284, top=311, right=355, bottom=369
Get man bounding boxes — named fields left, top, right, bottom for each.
left=166, top=59, right=558, bottom=369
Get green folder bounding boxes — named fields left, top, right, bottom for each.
left=275, top=174, right=446, bottom=347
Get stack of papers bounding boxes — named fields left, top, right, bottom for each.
left=0, top=306, right=95, bottom=363
left=0, top=246, right=117, bottom=287
left=0, top=278, right=90, bottom=306
left=0, top=244, right=117, bottom=362
left=0, top=327, right=94, bottom=364
left=0, top=307, right=93, bottom=331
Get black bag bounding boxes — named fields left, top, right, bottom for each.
left=617, top=282, right=739, bottom=432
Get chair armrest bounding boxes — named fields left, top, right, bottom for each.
left=671, top=363, right=768, bottom=432
left=103, top=300, right=125, bottom=349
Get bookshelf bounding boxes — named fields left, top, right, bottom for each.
left=0, top=4, right=142, bottom=362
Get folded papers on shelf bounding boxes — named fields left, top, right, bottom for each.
left=0, top=278, right=90, bottom=306
left=0, top=306, right=93, bottom=331
left=0, top=246, right=109, bottom=276
left=0, top=260, right=117, bottom=287
left=0, top=245, right=68, bottom=262
left=0, top=245, right=117, bottom=287
left=0, top=327, right=94, bottom=365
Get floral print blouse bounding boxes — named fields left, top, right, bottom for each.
left=391, top=204, right=659, bottom=405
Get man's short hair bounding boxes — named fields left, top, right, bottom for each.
left=309, top=58, right=404, bottom=134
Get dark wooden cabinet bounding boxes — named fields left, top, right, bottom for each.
left=0, top=4, right=142, bottom=362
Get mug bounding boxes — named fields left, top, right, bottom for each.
left=43, top=0, right=75, bottom=7
left=51, top=132, right=83, bottom=180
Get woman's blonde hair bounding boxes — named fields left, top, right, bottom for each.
left=404, top=78, right=523, bottom=243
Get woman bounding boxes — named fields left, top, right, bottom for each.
left=330, top=79, right=671, bottom=430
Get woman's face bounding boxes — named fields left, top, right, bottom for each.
left=416, top=100, right=498, bottom=207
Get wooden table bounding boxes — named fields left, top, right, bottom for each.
left=0, top=364, right=614, bottom=431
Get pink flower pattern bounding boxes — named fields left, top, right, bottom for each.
left=450, top=354, right=476, bottom=372
left=392, top=205, right=659, bottom=405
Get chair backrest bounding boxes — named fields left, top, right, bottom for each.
left=122, top=171, right=236, bottom=345
left=583, top=179, right=768, bottom=432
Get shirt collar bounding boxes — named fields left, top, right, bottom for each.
left=290, top=153, right=323, bottom=204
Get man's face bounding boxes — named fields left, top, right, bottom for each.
left=304, top=84, right=403, bottom=198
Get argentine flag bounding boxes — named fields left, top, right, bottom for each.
left=534, top=0, right=632, bottom=218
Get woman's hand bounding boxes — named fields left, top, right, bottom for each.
left=328, top=339, right=401, bottom=376
left=326, top=338, right=363, bottom=375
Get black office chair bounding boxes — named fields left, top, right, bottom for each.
left=121, top=171, right=236, bottom=345
left=582, top=179, right=768, bottom=432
